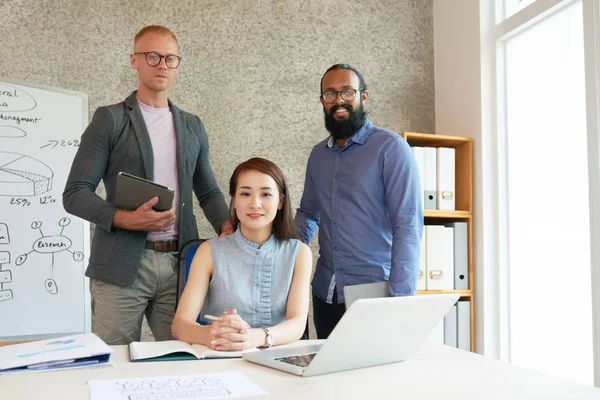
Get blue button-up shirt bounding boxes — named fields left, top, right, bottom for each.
left=295, top=119, right=423, bottom=304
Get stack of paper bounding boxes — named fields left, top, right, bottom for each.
left=89, top=371, right=268, bottom=400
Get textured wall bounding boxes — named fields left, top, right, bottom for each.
left=0, top=0, right=434, bottom=339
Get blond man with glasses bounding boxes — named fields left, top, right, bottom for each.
left=63, top=25, right=232, bottom=345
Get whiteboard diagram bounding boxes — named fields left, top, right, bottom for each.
left=0, top=125, right=27, bottom=138
left=0, top=83, right=37, bottom=112
left=0, top=250, right=12, bottom=302
left=0, top=152, right=54, bottom=196
left=15, top=218, right=84, bottom=295
left=0, top=78, right=89, bottom=341
left=0, top=222, right=12, bottom=302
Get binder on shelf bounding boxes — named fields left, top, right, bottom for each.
left=457, top=300, right=471, bottom=351
left=417, top=226, right=427, bottom=291
left=423, top=147, right=437, bottom=210
left=426, top=225, right=454, bottom=290
left=447, top=222, right=468, bottom=290
left=411, top=146, right=425, bottom=208
left=402, top=132, right=473, bottom=353
left=427, top=319, right=445, bottom=345
left=436, top=147, right=456, bottom=210
left=444, top=304, right=458, bottom=348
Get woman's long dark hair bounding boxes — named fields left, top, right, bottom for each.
left=229, top=157, right=299, bottom=241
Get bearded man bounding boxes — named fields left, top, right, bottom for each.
left=294, top=64, right=423, bottom=339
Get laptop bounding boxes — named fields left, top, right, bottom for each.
left=343, top=281, right=389, bottom=310
left=115, top=172, right=174, bottom=212
left=243, top=293, right=459, bottom=377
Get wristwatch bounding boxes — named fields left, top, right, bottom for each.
left=259, top=328, right=273, bottom=349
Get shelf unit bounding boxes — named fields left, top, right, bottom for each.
left=401, top=132, right=474, bottom=352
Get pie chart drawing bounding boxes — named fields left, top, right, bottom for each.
left=0, top=152, right=53, bottom=196
left=0, top=126, right=27, bottom=138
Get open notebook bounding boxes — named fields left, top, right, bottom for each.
left=129, top=340, right=259, bottom=362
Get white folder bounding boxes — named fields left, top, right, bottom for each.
left=417, top=226, right=426, bottom=291
left=436, top=147, right=455, bottom=210
left=457, top=300, right=471, bottom=351
left=426, top=226, right=455, bottom=290
left=427, top=318, right=445, bottom=345
left=444, top=304, right=458, bottom=348
left=411, top=146, right=425, bottom=208
left=423, top=147, right=437, bottom=210
left=447, top=222, right=468, bottom=290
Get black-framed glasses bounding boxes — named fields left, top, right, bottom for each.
left=134, top=52, right=181, bottom=69
left=321, top=88, right=363, bottom=104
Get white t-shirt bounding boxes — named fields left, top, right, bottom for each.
left=137, top=98, right=179, bottom=241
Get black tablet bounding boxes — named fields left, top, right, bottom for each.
left=114, top=172, right=174, bottom=212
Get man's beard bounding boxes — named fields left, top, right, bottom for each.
left=324, top=103, right=366, bottom=141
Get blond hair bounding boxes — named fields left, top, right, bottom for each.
left=134, top=25, right=178, bottom=46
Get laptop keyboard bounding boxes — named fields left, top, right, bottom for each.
left=274, top=353, right=317, bottom=368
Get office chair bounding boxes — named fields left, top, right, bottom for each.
left=176, top=238, right=207, bottom=324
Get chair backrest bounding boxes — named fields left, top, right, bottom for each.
left=176, top=238, right=207, bottom=324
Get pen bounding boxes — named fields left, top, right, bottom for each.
left=204, top=313, right=251, bottom=330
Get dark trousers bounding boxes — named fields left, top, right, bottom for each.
left=312, top=291, right=346, bottom=339
left=301, top=320, right=309, bottom=340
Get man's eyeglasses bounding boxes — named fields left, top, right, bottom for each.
left=321, top=88, right=363, bottom=104
left=134, top=52, right=181, bottom=69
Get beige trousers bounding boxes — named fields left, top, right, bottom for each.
left=90, top=249, right=178, bottom=345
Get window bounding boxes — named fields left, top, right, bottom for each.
left=504, top=0, right=539, bottom=20
left=503, top=0, right=593, bottom=384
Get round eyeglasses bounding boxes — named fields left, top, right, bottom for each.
left=321, top=88, right=363, bottom=104
left=134, top=52, right=181, bottom=69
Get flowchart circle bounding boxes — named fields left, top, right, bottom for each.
left=33, top=235, right=72, bottom=254
left=45, top=279, right=58, bottom=294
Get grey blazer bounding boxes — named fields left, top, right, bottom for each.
left=63, top=92, right=228, bottom=286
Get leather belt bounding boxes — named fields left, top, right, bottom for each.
left=145, top=240, right=178, bottom=252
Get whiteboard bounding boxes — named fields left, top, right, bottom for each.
left=0, top=78, right=90, bottom=341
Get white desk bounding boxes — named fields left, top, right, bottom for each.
left=1, top=341, right=599, bottom=399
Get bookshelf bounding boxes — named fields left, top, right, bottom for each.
left=400, top=132, right=474, bottom=352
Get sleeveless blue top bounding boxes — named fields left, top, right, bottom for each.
left=201, top=229, right=301, bottom=328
